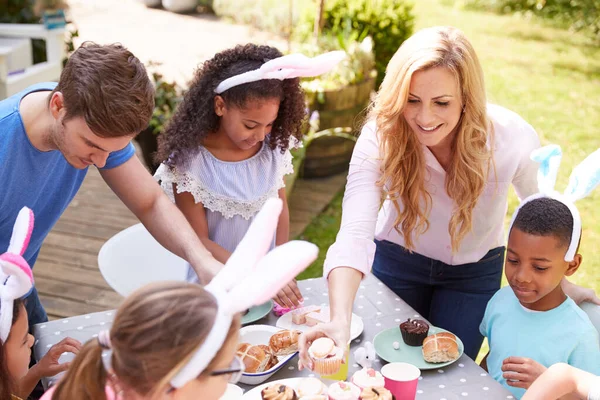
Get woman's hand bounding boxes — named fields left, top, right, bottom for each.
left=298, top=319, right=350, bottom=371
left=562, top=278, right=600, bottom=305
left=502, top=356, right=547, bottom=389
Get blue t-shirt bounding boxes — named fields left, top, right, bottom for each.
left=480, top=286, right=600, bottom=399
left=0, top=83, right=135, bottom=269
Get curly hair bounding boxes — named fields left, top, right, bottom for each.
left=372, top=26, right=494, bottom=252
left=156, top=44, right=307, bottom=167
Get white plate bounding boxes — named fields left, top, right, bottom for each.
left=241, top=378, right=304, bottom=399
left=238, top=325, right=298, bottom=385
left=276, top=307, right=364, bottom=341
left=219, top=383, right=243, bottom=400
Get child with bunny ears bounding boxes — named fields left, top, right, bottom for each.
left=479, top=145, right=600, bottom=399
left=42, top=198, right=318, bottom=400
left=0, top=207, right=80, bottom=400
left=154, top=44, right=344, bottom=309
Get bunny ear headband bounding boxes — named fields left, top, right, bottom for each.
left=508, top=145, right=600, bottom=262
left=214, top=51, right=347, bottom=94
left=170, top=197, right=318, bottom=388
left=0, top=207, right=35, bottom=343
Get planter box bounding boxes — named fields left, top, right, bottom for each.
left=302, top=72, right=375, bottom=178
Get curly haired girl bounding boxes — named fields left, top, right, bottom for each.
left=154, top=44, right=342, bottom=308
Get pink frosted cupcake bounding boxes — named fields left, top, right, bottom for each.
left=327, top=381, right=360, bottom=400
left=351, top=368, right=385, bottom=390
left=296, top=377, right=328, bottom=399
left=308, top=337, right=343, bottom=376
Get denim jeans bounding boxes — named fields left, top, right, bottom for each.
left=372, top=240, right=504, bottom=359
left=24, top=286, right=49, bottom=331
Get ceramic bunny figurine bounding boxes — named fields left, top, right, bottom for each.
left=354, top=341, right=377, bottom=369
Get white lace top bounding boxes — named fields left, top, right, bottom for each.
left=154, top=141, right=293, bottom=280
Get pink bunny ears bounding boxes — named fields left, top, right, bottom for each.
left=214, top=51, right=347, bottom=94
left=170, top=198, right=318, bottom=388
left=0, top=207, right=35, bottom=343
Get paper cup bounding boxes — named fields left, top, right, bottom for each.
left=381, top=362, right=421, bottom=400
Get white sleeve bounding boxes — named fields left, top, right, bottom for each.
left=511, top=117, right=541, bottom=200
left=323, top=122, right=383, bottom=278
left=589, top=377, right=600, bottom=400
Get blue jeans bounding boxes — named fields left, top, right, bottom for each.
left=24, top=286, right=49, bottom=331
left=372, top=240, right=504, bottom=360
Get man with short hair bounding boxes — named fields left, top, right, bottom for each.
left=0, top=42, right=221, bottom=330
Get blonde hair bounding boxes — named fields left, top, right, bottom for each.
left=372, top=26, right=493, bottom=252
left=52, top=281, right=240, bottom=400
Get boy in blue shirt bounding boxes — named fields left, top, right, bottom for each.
left=480, top=195, right=600, bottom=399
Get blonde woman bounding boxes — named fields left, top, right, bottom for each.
left=298, top=26, right=599, bottom=364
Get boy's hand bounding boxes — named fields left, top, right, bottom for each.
left=273, top=279, right=303, bottom=309
left=502, top=356, right=547, bottom=389
left=33, top=337, right=82, bottom=378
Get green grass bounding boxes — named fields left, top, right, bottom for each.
left=295, top=0, right=600, bottom=362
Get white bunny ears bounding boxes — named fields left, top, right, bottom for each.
left=214, top=51, right=347, bottom=94
left=0, top=207, right=35, bottom=343
left=508, top=145, right=600, bottom=261
left=170, top=197, right=318, bottom=388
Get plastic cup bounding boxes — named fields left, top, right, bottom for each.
left=381, top=362, right=421, bottom=400
left=321, top=344, right=350, bottom=381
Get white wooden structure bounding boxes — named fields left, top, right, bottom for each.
left=0, top=24, right=65, bottom=99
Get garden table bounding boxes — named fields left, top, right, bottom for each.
left=33, top=274, right=515, bottom=399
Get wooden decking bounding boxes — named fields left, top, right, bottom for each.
left=34, top=158, right=346, bottom=320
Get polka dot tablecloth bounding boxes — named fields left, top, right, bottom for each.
left=32, top=274, right=514, bottom=399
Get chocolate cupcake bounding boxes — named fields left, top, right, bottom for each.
left=261, top=384, right=298, bottom=400
left=399, top=318, right=429, bottom=346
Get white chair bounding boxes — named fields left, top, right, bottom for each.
left=0, top=23, right=65, bottom=99
left=581, top=301, right=600, bottom=333
left=98, top=223, right=189, bottom=297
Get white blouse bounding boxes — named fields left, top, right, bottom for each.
left=323, top=104, right=541, bottom=278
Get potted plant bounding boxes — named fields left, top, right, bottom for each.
left=135, top=67, right=185, bottom=173
left=291, top=34, right=376, bottom=178
left=34, top=0, right=68, bottom=29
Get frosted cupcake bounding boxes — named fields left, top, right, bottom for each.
left=261, top=384, right=298, bottom=400
left=351, top=368, right=385, bottom=390
left=308, top=337, right=343, bottom=376
left=327, top=381, right=360, bottom=400
left=359, top=387, right=394, bottom=400
left=295, top=377, right=327, bottom=399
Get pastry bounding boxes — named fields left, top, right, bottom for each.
left=359, top=386, right=394, bottom=400
left=327, top=381, right=360, bottom=400
left=236, top=343, right=269, bottom=373
left=305, top=311, right=331, bottom=327
left=308, top=337, right=343, bottom=376
left=291, top=305, right=322, bottom=325
left=269, top=329, right=301, bottom=356
left=422, top=332, right=460, bottom=363
left=399, top=318, right=429, bottom=346
left=261, top=384, right=298, bottom=400
left=295, top=377, right=327, bottom=399
left=351, top=368, right=384, bottom=390
left=258, top=344, right=278, bottom=370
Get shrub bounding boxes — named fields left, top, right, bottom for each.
left=296, top=0, right=415, bottom=87
left=459, top=0, right=600, bottom=43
